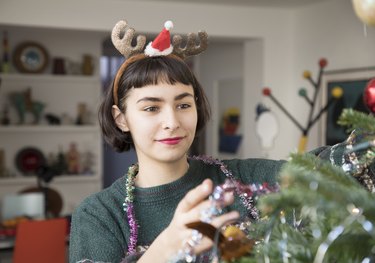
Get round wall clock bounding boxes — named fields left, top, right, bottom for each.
left=13, top=41, right=49, bottom=73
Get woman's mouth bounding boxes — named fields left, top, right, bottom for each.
left=158, top=137, right=184, bottom=145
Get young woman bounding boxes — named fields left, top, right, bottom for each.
left=69, top=20, right=284, bottom=263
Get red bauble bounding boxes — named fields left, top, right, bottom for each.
left=262, top=87, right=271, bottom=96
left=319, top=58, right=327, bottom=68
left=364, top=79, right=375, bottom=114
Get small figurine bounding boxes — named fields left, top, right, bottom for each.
left=2, top=31, right=10, bottom=73
left=82, top=54, right=94, bottom=75
left=53, top=146, right=68, bottom=175
left=47, top=152, right=57, bottom=167
left=61, top=113, right=73, bottom=125
left=9, top=87, right=46, bottom=124
left=45, top=113, right=61, bottom=125
left=66, top=143, right=80, bottom=174
left=76, top=103, right=89, bottom=125
left=81, top=150, right=94, bottom=175
left=1, top=105, right=10, bottom=125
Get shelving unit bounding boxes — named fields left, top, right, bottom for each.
left=0, top=72, right=103, bottom=216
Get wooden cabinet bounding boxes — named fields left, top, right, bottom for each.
left=0, top=73, right=103, bottom=216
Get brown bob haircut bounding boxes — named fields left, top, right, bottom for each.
left=98, top=55, right=211, bottom=152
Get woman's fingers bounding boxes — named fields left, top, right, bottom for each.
left=175, top=179, right=213, bottom=213
left=170, top=179, right=242, bottom=259
left=182, top=192, right=236, bottom=224
left=210, top=210, right=240, bottom=229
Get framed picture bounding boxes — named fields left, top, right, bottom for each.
left=13, top=41, right=49, bottom=73
left=320, top=67, right=375, bottom=146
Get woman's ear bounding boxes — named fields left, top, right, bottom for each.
left=112, top=105, right=130, bottom=132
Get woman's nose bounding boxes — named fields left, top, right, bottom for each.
left=162, top=108, right=180, bottom=130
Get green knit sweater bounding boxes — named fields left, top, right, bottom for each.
left=69, top=158, right=284, bottom=263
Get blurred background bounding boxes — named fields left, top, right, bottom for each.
left=0, top=0, right=374, bottom=261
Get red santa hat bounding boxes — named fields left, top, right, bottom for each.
left=145, top=20, right=174, bottom=57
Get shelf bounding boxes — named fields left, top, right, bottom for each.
left=0, top=25, right=103, bottom=216
left=0, top=175, right=100, bottom=185
left=0, top=125, right=99, bottom=133
left=0, top=73, right=100, bottom=83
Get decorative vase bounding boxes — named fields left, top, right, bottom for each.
left=82, top=55, right=94, bottom=75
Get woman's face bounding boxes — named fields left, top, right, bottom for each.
left=116, top=82, right=198, bottom=164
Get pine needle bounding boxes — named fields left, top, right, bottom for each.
left=337, top=109, right=375, bottom=133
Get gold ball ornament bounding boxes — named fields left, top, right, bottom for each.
left=223, top=225, right=246, bottom=239
left=331, top=86, right=344, bottom=98
left=303, top=70, right=311, bottom=79
left=352, top=0, right=375, bottom=26
left=221, top=225, right=255, bottom=261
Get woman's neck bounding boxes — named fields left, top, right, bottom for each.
left=134, top=156, right=189, bottom=188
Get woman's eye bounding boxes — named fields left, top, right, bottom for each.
left=177, top=103, right=191, bottom=109
left=144, top=106, right=159, bottom=112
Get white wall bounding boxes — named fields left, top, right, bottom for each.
left=0, top=0, right=295, bottom=160
left=1, top=0, right=372, bottom=160
left=289, top=0, right=375, bottom=155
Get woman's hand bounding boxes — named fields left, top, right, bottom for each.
left=140, top=179, right=239, bottom=263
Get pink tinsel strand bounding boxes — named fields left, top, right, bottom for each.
left=219, top=179, right=278, bottom=200
left=126, top=203, right=138, bottom=254
left=219, top=179, right=279, bottom=220
left=190, top=155, right=281, bottom=220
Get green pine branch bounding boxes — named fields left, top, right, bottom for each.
left=337, top=108, right=375, bottom=134
left=226, top=109, right=375, bottom=263
left=246, top=153, right=375, bottom=263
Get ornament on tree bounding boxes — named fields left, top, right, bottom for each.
left=352, top=0, right=375, bottom=26
left=318, top=129, right=375, bottom=192
left=334, top=109, right=375, bottom=192
left=203, top=109, right=374, bottom=262
left=364, top=78, right=375, bottom=114
left=186, top=179, right=278, bottom=261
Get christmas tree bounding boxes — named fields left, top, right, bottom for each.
left=230, top=109, right=375, bottom=263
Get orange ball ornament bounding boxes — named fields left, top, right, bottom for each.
left=352, top=0, right=375, bottom=26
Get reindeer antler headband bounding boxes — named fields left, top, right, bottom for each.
left=111, top=20, right=208, bottom=105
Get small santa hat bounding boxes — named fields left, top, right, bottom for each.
left=145, top=20, right=174, bottom=57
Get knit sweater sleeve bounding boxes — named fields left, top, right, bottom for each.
left=69, top=189, right=128, bottom=263
left=224, top=158, right=285, bottom=185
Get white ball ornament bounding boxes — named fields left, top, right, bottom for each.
left=164, top=21, right=174, bottom=30
left=352, top=0, right=375, bottom=26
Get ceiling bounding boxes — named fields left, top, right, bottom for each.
left=134, top=0, right=332, bottom=8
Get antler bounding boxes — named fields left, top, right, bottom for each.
left=172, top=31, right=208, bottom=60
left=111, top=20, right=146, bottom=58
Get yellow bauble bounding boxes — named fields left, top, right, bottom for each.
left=303, top=70, right=311, bottom=79
left=352, top=0, right=375, bottom=26
left=331, top=86, right=344, bottom=98
left=223, top=225, right=245, bottom=239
